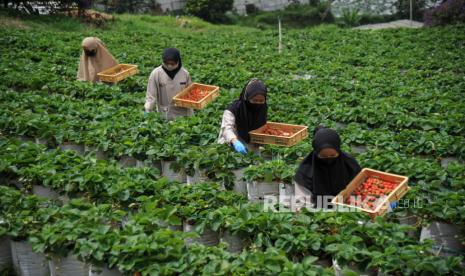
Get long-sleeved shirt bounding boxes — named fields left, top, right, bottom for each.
left=145, top=66, right=193, bottom=120
left=217, top=110, right=238, bottom=144
left=217, top=110, right=260, bottom=153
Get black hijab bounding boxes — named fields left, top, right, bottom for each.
left=227, top=79, right=268, bottom=143
left=294, top=126, right=361, bottom=197
left=162, top=48, right=182, bottom=79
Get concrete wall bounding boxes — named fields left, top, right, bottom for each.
left=157, top=0, right=309, bottom=14
left=157, top=0, right=186, bottom=12
left=157, top=0, right=441, bottom=16
left=330, top=0, right=441, bottom=17
left=233, top=0, right=309, bottom=15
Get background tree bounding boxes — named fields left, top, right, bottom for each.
left=184, top=0, right=234, bottom=23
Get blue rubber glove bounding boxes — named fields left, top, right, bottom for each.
left=390, top=201, right=399, bottom=210
left=233, top=140, right=248, bottom=154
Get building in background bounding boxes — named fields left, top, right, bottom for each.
left=155, top=0, right=440, bottom=16
left=157, top=0, right=309, bottom=14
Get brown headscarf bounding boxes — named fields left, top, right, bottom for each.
left=77, top=37, right=118, bottom=82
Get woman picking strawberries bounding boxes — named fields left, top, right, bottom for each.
left=145, top=48, right=193, bottom=120
left=218, top=79, right=267, bottom=155
left=77, top=37, right=118, bottom=83
left=294, top=126, right=361, bottom=204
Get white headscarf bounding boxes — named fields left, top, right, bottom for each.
left=77, top=37, right=118, bottom=82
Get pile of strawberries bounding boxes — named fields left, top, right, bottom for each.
left=261, top=125, right=292, bottom=137
left=344, top=176, right=399, bottom=210
left=180, top=88, right=209, bottom=102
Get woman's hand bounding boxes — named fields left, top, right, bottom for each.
left=232, top=139, right=248, bottom=154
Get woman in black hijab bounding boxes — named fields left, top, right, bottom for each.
left=294, top=126, right=361, bottom=203
left=218, top=79, right=268, bottom=154
left=145, top=48, right=193, bottom=120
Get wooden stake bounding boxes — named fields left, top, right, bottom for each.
left=278, top=16, right=282, bottom=54
left=410, top=0, right=413, bottom=26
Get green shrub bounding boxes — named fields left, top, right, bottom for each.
left=339, top=8, right=362, bottom=27
left=184, top=0, right=234, bottom=23
left=251, top=2, right=334, bottom=28
left=396, top=0, right=429, bottom=21
left=424, top=0, right=465, bottom=26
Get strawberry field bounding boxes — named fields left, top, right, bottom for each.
left=0, top=13, right=465, bottom=275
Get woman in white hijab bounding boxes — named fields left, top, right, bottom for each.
left=77, top=37, right=118, bottom=82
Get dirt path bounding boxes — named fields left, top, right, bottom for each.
left=354, top=19, right=424, bottom=30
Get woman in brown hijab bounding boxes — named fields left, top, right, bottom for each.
left=77, top=37, right=118, bottom=82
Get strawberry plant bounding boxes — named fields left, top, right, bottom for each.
left=1, top=13, right=465, bottom=274
left=243, top=160, right=296, bottom=184
left=0, top=186, right=56, bottom=241
left=29, top=199, right=126, bottom=259
left=174, top=144, right=260, bottom=186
